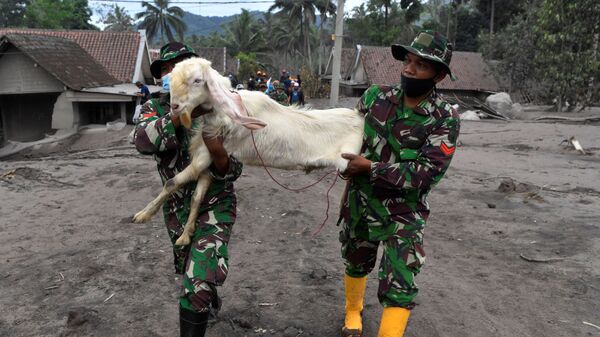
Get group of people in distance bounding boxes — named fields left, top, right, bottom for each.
left=246, top=69, right=305, bottom=106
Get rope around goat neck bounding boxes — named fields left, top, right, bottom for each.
left=250, top=130, right=340, bottom=235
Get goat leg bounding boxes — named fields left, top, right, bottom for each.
left=175, top=173, right=212, bottom=246
left=132, top=163, right=202, bottom=223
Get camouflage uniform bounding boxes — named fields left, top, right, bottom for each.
left=134, top=93, right=243, bottom=313
left=275, top=91, right=289, bottom=105
left=338, top=84, right=460, bottom=309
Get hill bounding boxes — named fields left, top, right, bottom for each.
left=181, top=10, right=264, bottom=37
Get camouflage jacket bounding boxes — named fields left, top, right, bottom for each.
left=134, top=94, right=243, bottom=252
left=270, top=91, right=288, bottom=105
left=338, top=85, right=460, bottom=241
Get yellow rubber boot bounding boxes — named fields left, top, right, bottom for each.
left=341, top=274, right=367, bottom=336
left=377, top=307, right=411, bottom=337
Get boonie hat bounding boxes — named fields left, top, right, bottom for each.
left=150, top=42, right=198, bottom=79
left=391, top=30, right=456, bottom=80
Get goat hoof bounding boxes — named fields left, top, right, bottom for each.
left=175, top=234, right=191, bottom=246
left=132, top=210, right=152, bottom=223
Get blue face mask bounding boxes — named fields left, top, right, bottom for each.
left=161, top=73, right=171, bottom=92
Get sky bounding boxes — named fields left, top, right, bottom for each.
left=90, top=0, right=366, bottom=27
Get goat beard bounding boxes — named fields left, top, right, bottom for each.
left=180, top=110, right=193, bottom=129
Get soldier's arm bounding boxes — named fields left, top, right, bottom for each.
left=133, top=100, right=181, bottom=154
left=369, top=113, right=460, bottom=191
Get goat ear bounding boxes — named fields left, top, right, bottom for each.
left=205, top=67, right=266, bottom=130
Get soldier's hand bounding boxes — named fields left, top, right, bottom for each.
left=203, top=134, right=229, bottom=176
left=191, top=105, right=213, bottom=118
left=341, top=153, right=372, bottom=176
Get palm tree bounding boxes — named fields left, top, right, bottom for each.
left=221, top=9, right=266, bottom=56
left=104, top=4, right=133, bottom=31
left=314, top=0, right=336, bottom=74
left=268, top=0, right=320, bottom=69
left=271, top=17, right=305, bottom=68
left=136, top=0, right=186, bottom=43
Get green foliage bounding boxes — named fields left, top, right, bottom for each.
left=268, top=0, right=335, bottom=69
left=237, top=52, right=259, bottom=86
left=221, top=9, right=267, bottom=57
left=25, top=0, right=95, bottom=29
left=345, top=0, right=422, bottom=46
left=421, top=1, right=484, bottom=51
left=0, top=0, right=29, bottom=27
left=453, top=4, right=485, bottom=51
left=479, top=1, right=539, bottom=96
left=475, top=0, right=524, bottom=34
left=136, top=0, right=187, bottom=43
left=103, top=4, right=133, bottom=31
left=533, top=0, right=600, bottom=109
left=482, top=0, right=600, bottom=109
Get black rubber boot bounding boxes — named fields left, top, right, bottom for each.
left=180, top=307, right=209, bottom=337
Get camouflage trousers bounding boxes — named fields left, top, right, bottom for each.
left=177, top=221, right=233, bottom=313
left=163, top=197, right=235, bottom=314
left=340, top=227, right=425, bottom=309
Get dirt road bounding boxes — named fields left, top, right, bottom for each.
left=1, top=116, right=599, bottom=337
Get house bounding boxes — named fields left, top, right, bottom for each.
left=0, top=28, right=154, bottom=83
left=324, top=45, right=500, bottom=101
left=0, top=29, right=154, bottom=146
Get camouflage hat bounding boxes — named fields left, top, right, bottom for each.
left=150, top=42, right=198, bottom=79
left=391, top=30, right=456, bottom=81
left=276, top=83, right=285, bottom=89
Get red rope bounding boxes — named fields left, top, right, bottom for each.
left=250, top=130, right=339, bottom=235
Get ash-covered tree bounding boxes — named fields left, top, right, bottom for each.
left=533, top=0, right=600, bottom=110
left=346, top=0, right=422, bottom=46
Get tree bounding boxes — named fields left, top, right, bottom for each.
left=268, top=0, right=320, bottom=69
left=103, top=4, right=133, bottom=31
left=345, top=0, right=417, bottom=46
left=475, top=0, right=524, bottom=35
left=136, top=0, right=186, bottom=43
left=482, top=1, right=539, bottom=96
left=24, top=0, right=95, bottom=29
left=221, top=9, right=266, bottom=56
left=453, top=4, right=484, bottom=51
left=0, top=0, right=29, bottom=27
left=533, top=0, right=600, bottom=110
left=314, top=0, right=336, bottom=74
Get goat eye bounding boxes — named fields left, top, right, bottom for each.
left=194, top=79, right=203, bottom=84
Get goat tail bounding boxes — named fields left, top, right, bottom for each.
left=180, top=110, right=192, bottom=129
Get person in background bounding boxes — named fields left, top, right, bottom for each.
left=135, top=81, right=151, bottom=105
left=247, top=75, right=257, bottom=91
left=270, top=82, right=288, bottom=105
left=288, top=82, right=304, bottom=106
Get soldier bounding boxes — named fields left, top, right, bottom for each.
left=338, top=30, right=460, bottom=337
left=270, top=83, right=288, bottom=105
left=133, top=42, right=244, bottom=337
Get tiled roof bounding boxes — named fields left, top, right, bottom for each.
left=0, top=28, right=140, bottom=82
left=360, top=46, right=500, bottom=91
left=0, top=34, right=119, bottom=90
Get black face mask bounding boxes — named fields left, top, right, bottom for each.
left=400, top=74, right=436, bottom=98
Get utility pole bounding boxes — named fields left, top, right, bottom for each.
left=329, top=0, right=344, bottom=106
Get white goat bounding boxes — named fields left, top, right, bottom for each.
left=133, top=58, right=364, bottom=245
